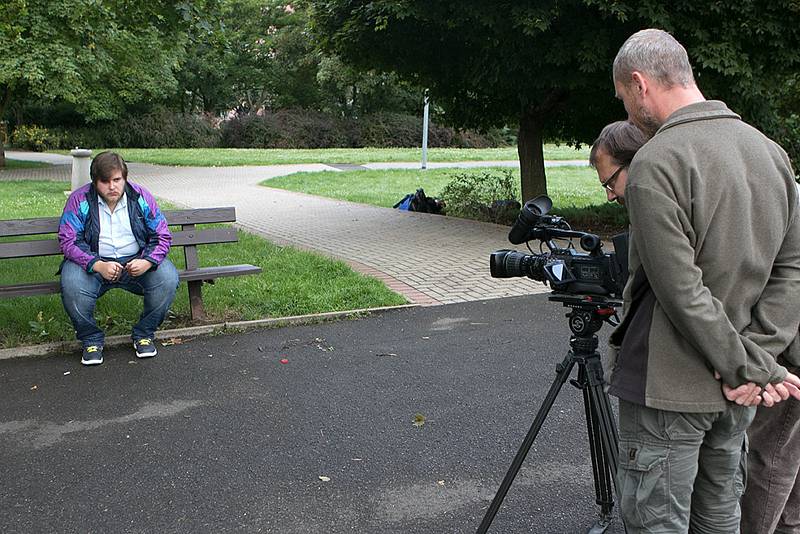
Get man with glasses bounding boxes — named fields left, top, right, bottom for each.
left=589, top=120, right=646, bottom=206
left=605, top=29, right=800, bottom=533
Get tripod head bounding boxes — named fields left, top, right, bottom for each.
left=548, top=293, right=622, bottom=338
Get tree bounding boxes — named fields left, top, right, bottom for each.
left=174, top=0, right=328, bottom=115
left=175, top=1, right=421, bottom=118
left=316, top=55, right=421, bottom=117
left=309, top=1, right=800, bottom=200
left=0, top=0, right=211, bottom=166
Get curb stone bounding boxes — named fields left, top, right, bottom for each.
left=0, top=303, right=418, bottom=360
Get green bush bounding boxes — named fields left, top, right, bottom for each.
left=55, top=112, right=221, bottom=149
left=357, top=112, right=420, bottom=147
left=439, top=170, right=521, bottom=224
left=221, top=109, right=504, bottom=149
left=23, top=109, right=508, bottom=151
left=220, top=109, right=351, bottom=148
left=10, top=125, right=63, bottom=151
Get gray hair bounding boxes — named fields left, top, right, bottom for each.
left=589, top=121, right=648, bottom=168
left=613, top=28, right=695, bottom=88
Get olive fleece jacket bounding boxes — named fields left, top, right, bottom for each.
left=608, top=100, right=800, bottom=413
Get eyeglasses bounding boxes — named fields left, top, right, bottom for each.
left=601, top=165, right=627, bottom=193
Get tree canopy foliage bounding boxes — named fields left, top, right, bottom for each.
left=173, top=0, right=421, bottom=117
left=0, top=0, right=214, bottom=164
left=309, top=0, right=800, bottom=199
left=0, top=1, right=212, bottom=120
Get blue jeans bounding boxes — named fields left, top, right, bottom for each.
left=60, top=257, right=179, bottom=347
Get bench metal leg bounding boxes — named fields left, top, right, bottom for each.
left=188, top=281, right=206, bottom=321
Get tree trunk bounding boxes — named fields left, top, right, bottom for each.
left=0, top=84, right=10, bottom=168
left=517, top=108, right=546, bottom=202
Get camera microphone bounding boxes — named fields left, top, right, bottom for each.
left=508, top=195, right=552, bottom=244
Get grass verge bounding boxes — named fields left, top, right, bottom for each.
left=0, top=181, right=407, bottom=349
left=50, top=145, right=588, bottom=166
left=262, top=166, right=627, bottom=235
left=0, top=159, right=52, bottom=170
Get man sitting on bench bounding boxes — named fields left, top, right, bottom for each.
left=58, top=151, right=179, bottom=366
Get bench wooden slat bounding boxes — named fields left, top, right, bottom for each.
left=180, top=265, right=262, bottom=282
left=0, top=228, right=241, bottom=259
left=165, top=207, right=236, bottom=225
left=0, top=207, right=238, bottom=238
left=0, top=281, right=61, bottom=298
left=0, top=239, right=62, bottom=259
left=172, top=228, right=239, bottom=247
left=0, top=217, right=60, bottom=237
left=0, top=265, right=263, bottom=299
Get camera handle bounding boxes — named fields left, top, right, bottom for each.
left=476, top=296, right=626, bottom=534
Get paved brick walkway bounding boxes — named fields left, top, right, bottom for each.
left=1, top=152, right=585, bottom=304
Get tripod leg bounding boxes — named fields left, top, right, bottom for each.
left=576, top=365, right=615, bottom=534
left=584, top=357, right=628, bottom=534
left=476, top=352, right=578, bottom=534
left=580, top=367, right=614, bottom=512
left=584, top=358, right=620, bottom=491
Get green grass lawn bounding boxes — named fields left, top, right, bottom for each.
left=50, top=145, right=589, bottom=166
left=0, top=181, right=406, bottom=349
left=262, top=165, right=628, bottom=233
left=263, top=165, right=605, bottom=207
left=0, top=159, right=51, bottom=170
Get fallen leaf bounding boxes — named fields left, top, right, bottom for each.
left=161, top=337, right=183, bottom=346
left=318, top=476, right=331, bottom=482
left=413, top=413, right=426, bottom=427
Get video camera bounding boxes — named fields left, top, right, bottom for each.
left=490, top=196, right=628, bottom=299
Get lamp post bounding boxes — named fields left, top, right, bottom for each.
left=421, top=90, right=430, bottom=170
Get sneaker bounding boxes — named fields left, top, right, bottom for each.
left=133, top=338, right=157, bottom=358
left=81, top=345, right=103, bottom=366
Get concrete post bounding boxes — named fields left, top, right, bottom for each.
left=70, top=148, right=92, bottom=191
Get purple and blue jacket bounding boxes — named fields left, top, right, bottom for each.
left=58, top=181, right=172, bottom=272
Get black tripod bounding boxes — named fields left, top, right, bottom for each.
left=477, top=294, right=625, bottom=534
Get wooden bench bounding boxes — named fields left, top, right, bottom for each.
left=0, top=207, right=262, bottom=320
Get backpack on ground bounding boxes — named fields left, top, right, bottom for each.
left=393, top=188, right=445, bottom=215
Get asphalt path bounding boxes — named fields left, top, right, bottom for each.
left=0, top=293, right=623, bottom=533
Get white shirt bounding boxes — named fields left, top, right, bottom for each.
left=98, top=193, right=140, bottom=258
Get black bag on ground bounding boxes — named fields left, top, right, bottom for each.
left=393, top=188, right=445, bottom=214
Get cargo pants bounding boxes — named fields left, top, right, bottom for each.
left=617, top=399, right=755, bottom=533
